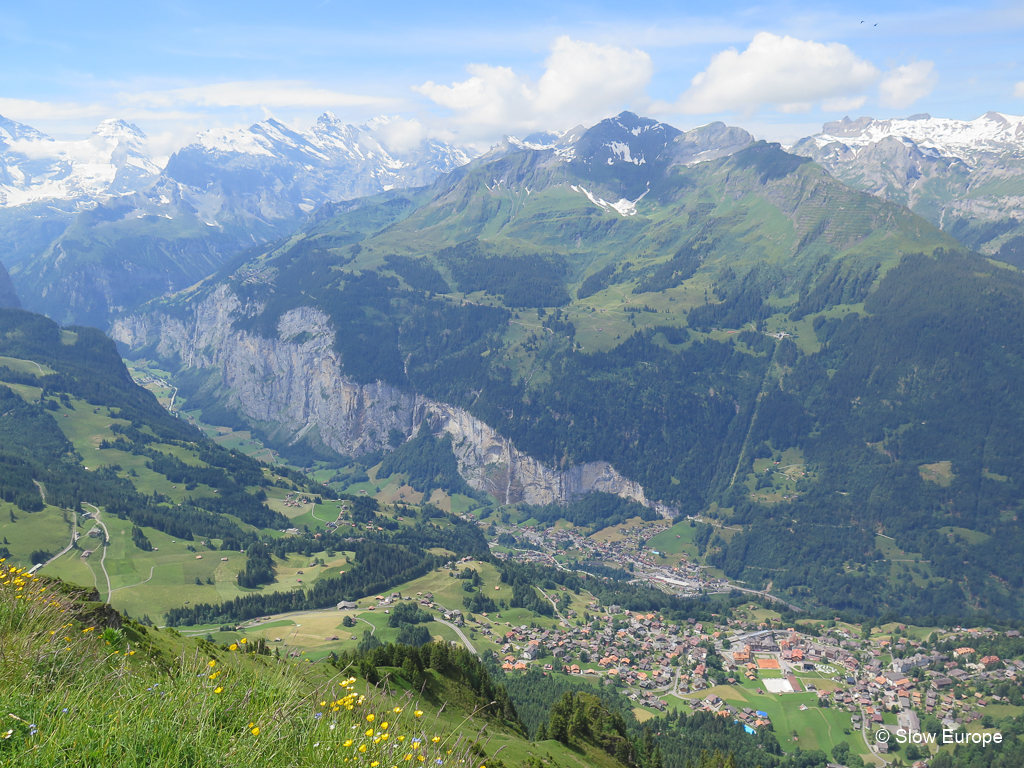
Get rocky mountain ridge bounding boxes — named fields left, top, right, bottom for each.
left=2, top=113, right=474, bottom=326
left=110, top=286, right=663, bottom=513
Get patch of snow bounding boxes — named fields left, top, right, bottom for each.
left=570, top=184, right=648, bottom=217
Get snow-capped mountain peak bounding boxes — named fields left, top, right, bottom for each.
left=164, top=112, right=473, bottom=207
left=0, top=114, right=160, bottom=208
left=0, top=114, right=48, bottom=144
left=92, top=118, right=147, bottom=143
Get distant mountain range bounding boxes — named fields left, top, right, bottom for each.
left=5, top=108, right=1024, bottom=328
left=0, top=113, right=473, bottom=325
left=790, top=111, right=1024, bottom=261
left=4, top=109, right=1024, bottom=327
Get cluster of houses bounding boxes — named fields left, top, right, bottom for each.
left=313, top=536, right=1024, bottom=763
left=281, top=492, right=316, bottom=509
left=487, top=608, right=721, bottom=694
left=322, top=501, right=354, bottom=530
left=717, top=622, right=1024, bottom=748
left=482, top=602, right=1024, bottom=749
left=486, top=520, right=727, bottom=598
left=692, top=694, right=773, bottom=733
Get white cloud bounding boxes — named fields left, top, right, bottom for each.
left=415, top=36, right=653, bottom=142
left=0, top=97, right=111, bottom=123
left=361, top=116, right=429, bottom=155
left=822, top=96, right=867, bottom=113
left=125, top=80, right=399, bottom=110
left=670, top=32, right=880, bottom=115
left=1014, top=81, right=1024, bottom=98
left=879, top=61, right=938, bottom=109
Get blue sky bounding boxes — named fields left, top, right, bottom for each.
left=1, top=0, right=1022, bottom=157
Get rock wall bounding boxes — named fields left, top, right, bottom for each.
left=111, top=287, right=670, bottom=514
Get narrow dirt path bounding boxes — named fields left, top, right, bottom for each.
left=109, top=565, right=157, bottom=595
left=83, top=503, right=112, bottom=600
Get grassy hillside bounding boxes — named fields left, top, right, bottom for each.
left=0, top=561, right=620, bottom=768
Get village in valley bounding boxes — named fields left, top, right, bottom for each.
left=203, top=494, right=1024, bottom=768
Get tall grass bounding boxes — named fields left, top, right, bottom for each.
left=0, top=561, right=490, bottom=767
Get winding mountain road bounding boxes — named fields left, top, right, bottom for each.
left=435, top=617, right=479, bottom=656
left=859, top=706, right=892, bottom=766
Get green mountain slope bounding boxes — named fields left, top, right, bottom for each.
left=0, top=307, right=351, bottom=614
left=121, top=112, right=1024, bottom=621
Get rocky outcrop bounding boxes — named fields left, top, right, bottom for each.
left=111, top=287, right=670, bottom=514
left=0, top=260, right=20, bottom=309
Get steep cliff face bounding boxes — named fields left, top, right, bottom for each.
left=111, top=288, right=668, bottom=514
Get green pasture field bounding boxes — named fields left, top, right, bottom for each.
left=212, top=556, right=590, bottom=660
left=745, top=447, right=812, bottom=504
left=41, top=501, right=359, bottom=619
left=36, top=393, right=228, bottom=505
left=873, top=534, right=939, bottom=589
left=0, top=500, right=72, bottom=565
left=0, top=354, right=55, bottom=375
left=919, top=460, right=955, bottom=487
left=674, top=681, right=877, bottom=763
left=646, top=520, right=701, bottom=561
left=733, top=603, right=783, bottom=624
left=938, top=526, right=991, bottom=545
